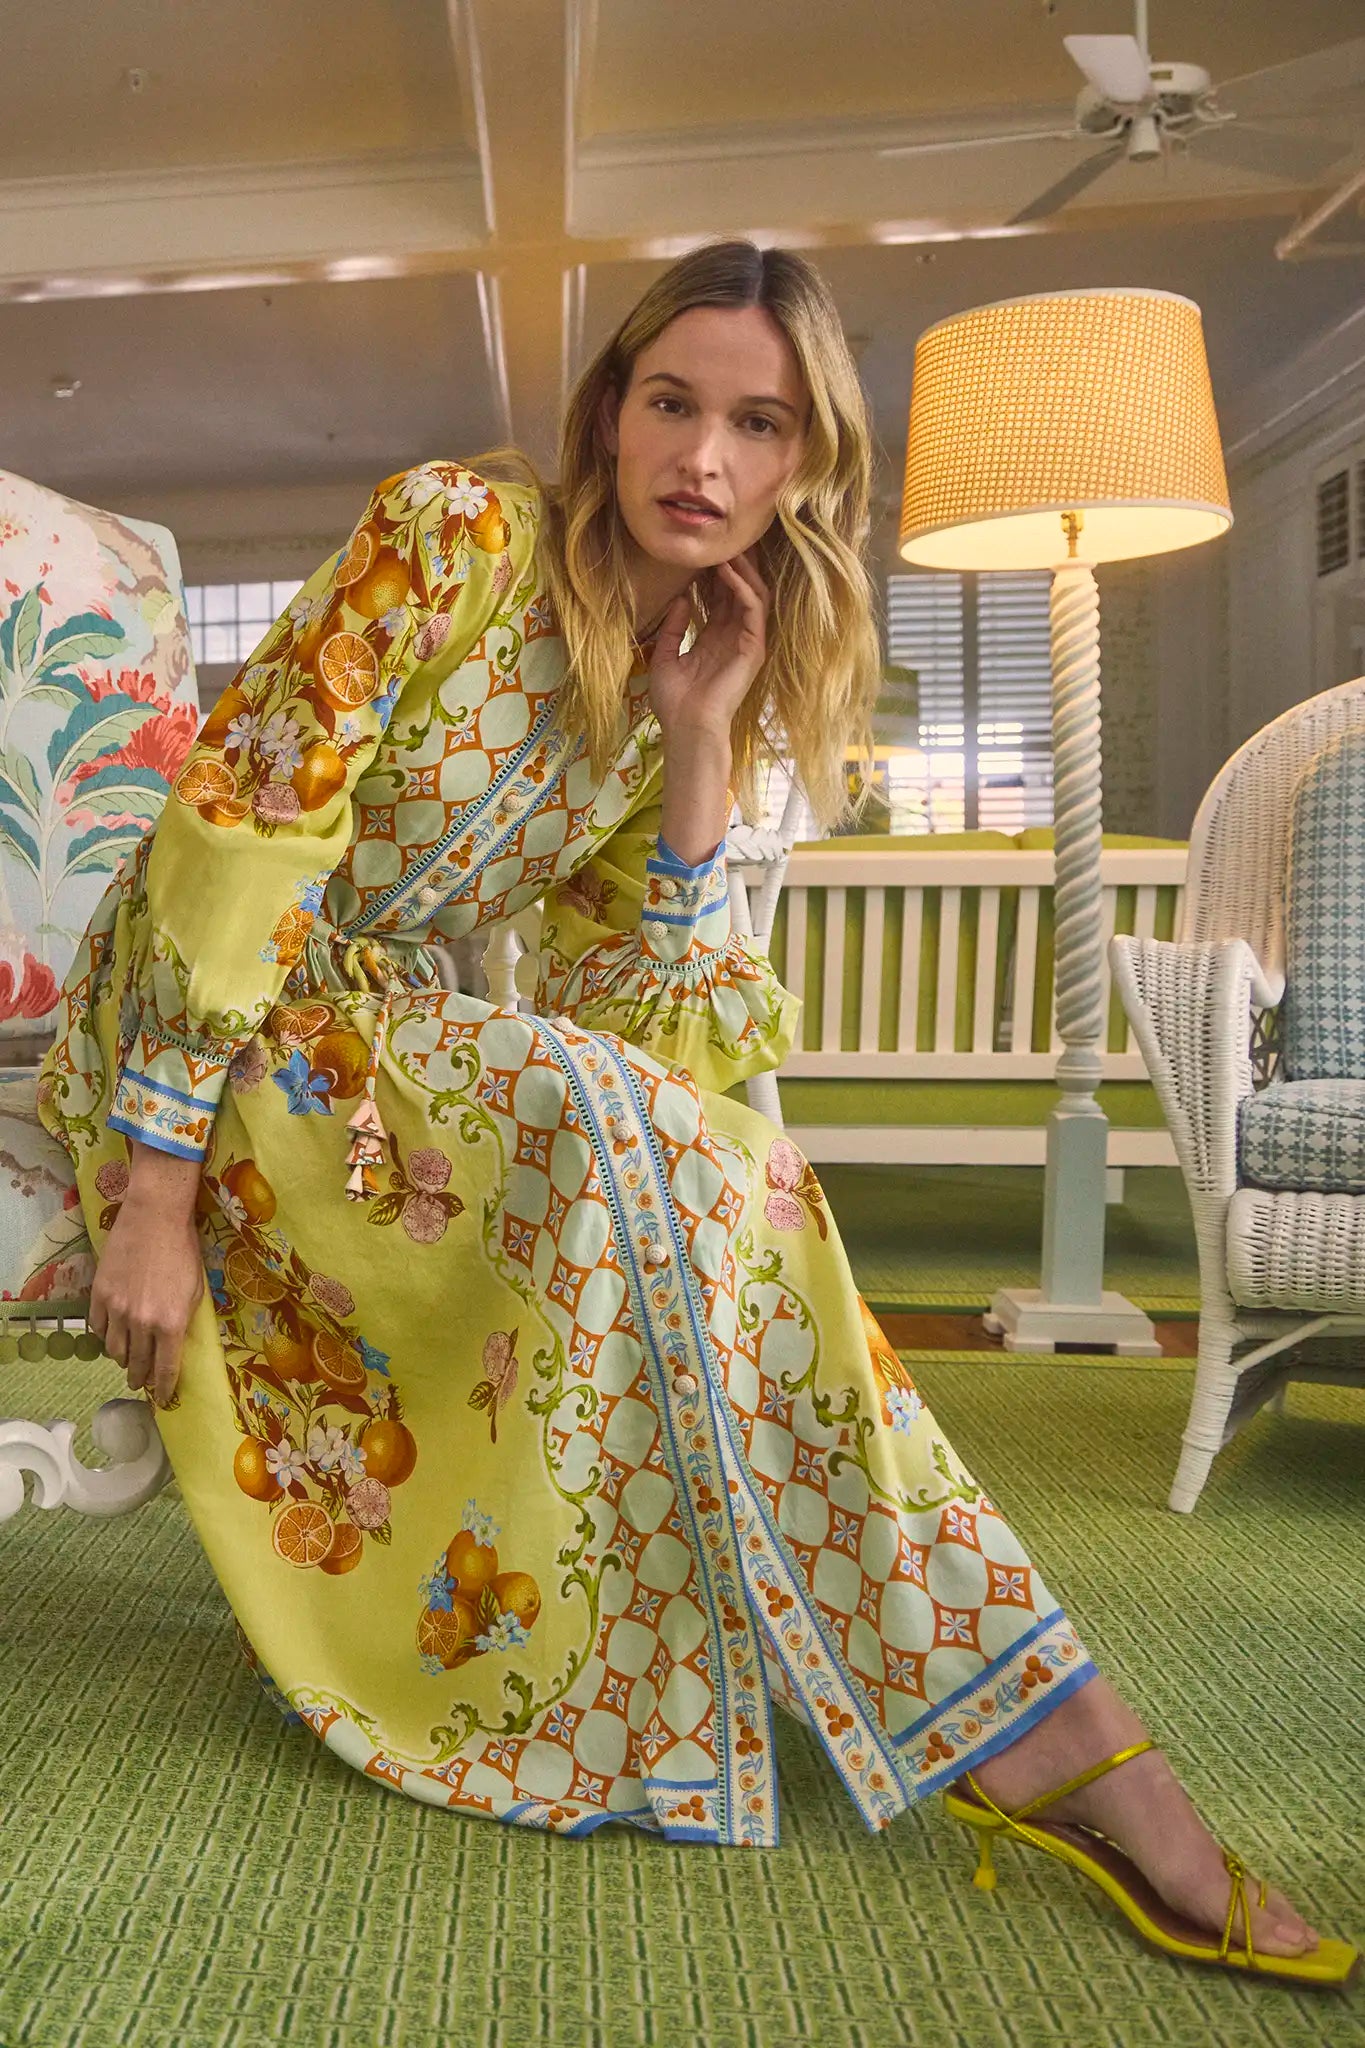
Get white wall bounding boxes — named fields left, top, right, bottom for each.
left=1221, top=304, right=1365, bottom=747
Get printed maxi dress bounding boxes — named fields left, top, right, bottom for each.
left=39, top=461, right=1094, bottom=1845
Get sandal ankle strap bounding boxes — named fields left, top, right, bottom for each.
left=965, top=1737, right=1157, bottom=1828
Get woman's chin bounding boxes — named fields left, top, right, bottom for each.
left=636, top=520, right=729, bottom=569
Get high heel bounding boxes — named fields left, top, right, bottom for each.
left=943, top=1739, right=1359, bottom=1990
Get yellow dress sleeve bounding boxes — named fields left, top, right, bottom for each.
left=109, top=461, right=538, bottom=1159
left=535, top=794, right=801, bottom=1096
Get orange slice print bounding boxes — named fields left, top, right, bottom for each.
left=319, top=1522, right=364, bottom=1576
left=316, top=630, right=381, bottom=707
left=175, top=758, right=238, bottom=806
left=417, top=1597, right=480, bottom=1669
left=223, top=1245, right=286, bottom=1303
left=312, top=1329, right=367, bottom=1395
left=334, top=522, right=378, bottom=588
left=272, top=1500, right=335, bottom=1568
left=268, top=904, right=314, bottom=966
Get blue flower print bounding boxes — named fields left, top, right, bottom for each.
left=372, top=678, right=402, bottom=726
left=419, top=1554, right=456, bottom=1610
left=273, top=1048, right=332, bottom=1117
left=477, top=1611, right=529, bottom=1655
left=358, top=1336, right=391, bottom=1378
left=885, top=1384, right=924, bottom=1434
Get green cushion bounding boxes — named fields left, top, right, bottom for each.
left=1014, top=827, right=1188, bottom=850
left=730, top=1078, right=1167, bottom=1129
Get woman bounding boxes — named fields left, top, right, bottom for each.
left=39, top=240, right=1351, bottom=1985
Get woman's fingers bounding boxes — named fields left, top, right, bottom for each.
left=722, top=548, right=771, bottom=613
left=714, top=559, right=768, bottom=646
left=124, top=1320, right=156, bottom=1392
left=152, top=1323, right=183, bottom=1409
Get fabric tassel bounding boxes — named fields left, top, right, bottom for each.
left=342, top=989, right=395, bottom=1200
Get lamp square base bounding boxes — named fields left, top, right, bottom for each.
left=984, top=1287, right=1162, bottom=1356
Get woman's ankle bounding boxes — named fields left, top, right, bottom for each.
left=968, top=1673, right=1147, bottom=1809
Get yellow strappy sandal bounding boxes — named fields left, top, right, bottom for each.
left=943, top=1739, right=1359, bottom=1989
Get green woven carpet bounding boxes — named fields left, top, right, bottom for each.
left=3, top=1354, right=1363, bottom=2048
left=827, top=1165, right=1201, bottom=1314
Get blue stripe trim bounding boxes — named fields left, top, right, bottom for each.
left=641, top=897, right=729, bottom=926
left=651, top=836, right=727, bottom=879
left=106, top=1111, right=207, bottom=1162
left=535, top=1021, right=752, bottom=1842
left=889, top=1607, right=1072, bottom=1750
left=906, top=1655, right=1099, bottom=1801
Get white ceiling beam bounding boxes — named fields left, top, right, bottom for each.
left=0, top=155, right=488, bottom=301
left=0, top=96, right=1328, bottom=315
left=454, top=0, right=574, bottom=473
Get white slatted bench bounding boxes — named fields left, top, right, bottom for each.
left=478, top=842, right=1187, bottom=1176
left=740, top=842, right=1187, bottom=1171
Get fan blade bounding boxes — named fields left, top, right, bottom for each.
left=1006, top=144, right=1125, bottom=225
left=1191, top=120, right=1356, bottom=187
left=1063, top=34, right=1152, bottom=105
left=879, top=125, right=1078, bottom=160
left=1217, top=36, right=1365, bottom=120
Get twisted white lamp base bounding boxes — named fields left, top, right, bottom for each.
left=984, top=560, right=1159, bottom=1355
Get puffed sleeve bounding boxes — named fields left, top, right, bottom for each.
left=109, top=461, right=538, bottom=1159
left=534, top=794, right=801, bottom=1095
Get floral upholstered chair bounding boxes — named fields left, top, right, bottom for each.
left=1112, top=677, right=1365, bottom=1513
left=0, top=468, right=199, bottom=1519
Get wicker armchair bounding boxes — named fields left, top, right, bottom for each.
left=1111, top=677, right=1365, bottom=1513
left=0, top=468, right=201, bottom=1523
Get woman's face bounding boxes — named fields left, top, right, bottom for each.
left=599, top=303, right=810, bottom=579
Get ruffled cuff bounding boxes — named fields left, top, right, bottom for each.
left=553, top=928, right=801, bottom=1095
left=107, top=1017, right=231, bottom=1162
left=640, top=833, right=730, bottom=966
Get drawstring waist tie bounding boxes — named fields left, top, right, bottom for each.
left=301, top=927, right=436, bottom=1203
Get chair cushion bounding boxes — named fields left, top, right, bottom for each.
left=0, top=1069, right=90, bottom=1307
left=1239, top=1077, right=1365, bottom=1194
left=1283, top=725, right=1365, bottom=1080
left=0, top=469, right=199, bottom=1046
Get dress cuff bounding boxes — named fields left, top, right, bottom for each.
left=641, top=835, right=731, bottom=964
left=108, top=1036, right=229, bottom=1161
left=653, top=831, right=727, bottom=877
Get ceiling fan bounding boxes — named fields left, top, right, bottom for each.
left=878, top=0, right=1365, bottom=227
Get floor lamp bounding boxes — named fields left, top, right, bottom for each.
left=897, top=288, right=1232, bottom=1353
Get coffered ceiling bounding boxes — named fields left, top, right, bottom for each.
left=1, top=0, right=1361, bottom=520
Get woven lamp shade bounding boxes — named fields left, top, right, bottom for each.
left=899, top=288, right=1231, bottom=570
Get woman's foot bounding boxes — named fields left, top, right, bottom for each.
left=967, top=1675, right=1318, bottom=1959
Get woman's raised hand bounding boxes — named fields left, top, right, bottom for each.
left=647, top=547, right=771, bottom=741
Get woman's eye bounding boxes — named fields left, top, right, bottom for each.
left=746, top=416, right=778, bottom=436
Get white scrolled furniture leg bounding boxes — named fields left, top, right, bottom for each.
left=0, top=1398, right=172, bottom=1523
left=986, top=558, right=1159, bottom=1355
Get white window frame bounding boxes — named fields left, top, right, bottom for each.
left=184, top=580, right=306, bottom=669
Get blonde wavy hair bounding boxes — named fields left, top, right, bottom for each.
left=468, top=239, right=881, bottom=834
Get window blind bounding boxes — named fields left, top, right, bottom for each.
left=886, top=569, right=1053, bottom=833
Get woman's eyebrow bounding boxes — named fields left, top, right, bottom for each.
left=639, top=370, right=800, bottom=419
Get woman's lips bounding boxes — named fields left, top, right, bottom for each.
left=658, top=498, right=721, bottom=528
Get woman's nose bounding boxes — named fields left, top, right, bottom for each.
left=674, top=420, right=725, bottom=479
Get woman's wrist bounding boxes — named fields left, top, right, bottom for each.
left=125, top=1138, right=203, bottom=1219
left=657, top=723, right=733, bottom=870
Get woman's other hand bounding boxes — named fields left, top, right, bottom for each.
left=88, top=1143, right=205, bottom=1408
left=647, top=545, right=771, bottom=742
